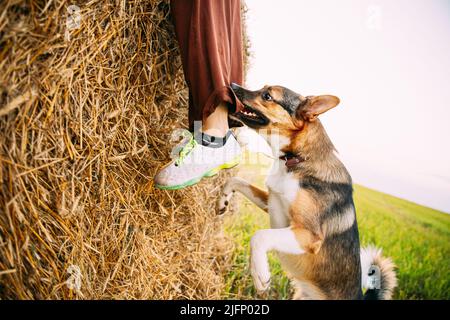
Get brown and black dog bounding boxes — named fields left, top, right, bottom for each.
left=219, top=83, right=397, bottom=300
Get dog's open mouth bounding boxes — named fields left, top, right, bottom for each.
left=234, top=104, right=269, bottom=126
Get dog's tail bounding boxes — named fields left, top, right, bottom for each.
left=361, top=245, right=397, bottom=300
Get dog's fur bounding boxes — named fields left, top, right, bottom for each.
left=219, top=84, right=397, bottom=300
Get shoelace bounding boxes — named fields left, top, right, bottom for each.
left=175, top=136, right=197, bottom=166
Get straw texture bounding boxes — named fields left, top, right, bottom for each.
left=0, top=0, right=246, bottom=299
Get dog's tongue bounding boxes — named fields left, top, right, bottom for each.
left=285, top=157, right=301, bottom=167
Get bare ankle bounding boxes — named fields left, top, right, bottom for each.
left=201, top=126, right=228, bottom=137
left=201, top=102, right=229, bottom=137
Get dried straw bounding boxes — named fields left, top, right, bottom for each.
left=0, top=0, right=242, bottom=299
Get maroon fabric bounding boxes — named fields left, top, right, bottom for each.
left=170, top=0, right=244, bottom=130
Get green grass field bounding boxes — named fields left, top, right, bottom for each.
left=222, top=154, right=450, bottom=300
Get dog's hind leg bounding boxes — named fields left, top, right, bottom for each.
left=218, top=177, right=268, bottom=214
left=250, top=227, right=305, bottom=292
left=250, top=227, right=322, bottom=293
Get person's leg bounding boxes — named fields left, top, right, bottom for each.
left=201, top=102, right=229, bottom=137
left=154, top=0, right=244, bottom=190
left=171, top=0, right=244, bottom=134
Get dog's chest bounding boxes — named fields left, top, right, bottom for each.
left=265, top=161, right=299, bottom=228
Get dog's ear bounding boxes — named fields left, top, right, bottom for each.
left=297, top=95, right=340, bottom=122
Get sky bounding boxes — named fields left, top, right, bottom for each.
left=244, top=0, right=450, bottom=213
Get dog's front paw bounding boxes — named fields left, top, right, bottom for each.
left=217, top=192, right=233, bottom=215
left=217, top=179, right=237, bottom=215
left=250, top=232, right=271, bottom=293
left=217, top=190, right=234, bottom=215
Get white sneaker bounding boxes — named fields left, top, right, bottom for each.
left=154, top=131, right=242, bottom=190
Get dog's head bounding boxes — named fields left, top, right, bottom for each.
left=231, top=83, right=340, bottom=133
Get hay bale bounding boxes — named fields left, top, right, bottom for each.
left=0, top=0, right=240, bottom=299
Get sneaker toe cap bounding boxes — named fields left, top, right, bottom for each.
left=154, top=168, right=170, bottom=186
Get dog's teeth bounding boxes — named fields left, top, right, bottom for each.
left=240, top=108, right=260, bottom=120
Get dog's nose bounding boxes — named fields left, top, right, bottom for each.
left=231, top=83, right=242, bottom=91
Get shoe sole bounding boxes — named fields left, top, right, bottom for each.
left=154, top=156, right=241, bottom=190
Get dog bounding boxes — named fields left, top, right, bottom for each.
left=219, top=83, right=397, bottom=300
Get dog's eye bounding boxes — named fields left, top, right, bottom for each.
left=262, top=92, right=272, bottom=101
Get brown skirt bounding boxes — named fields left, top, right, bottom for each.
left=170, top=0, right=244, bottom=131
